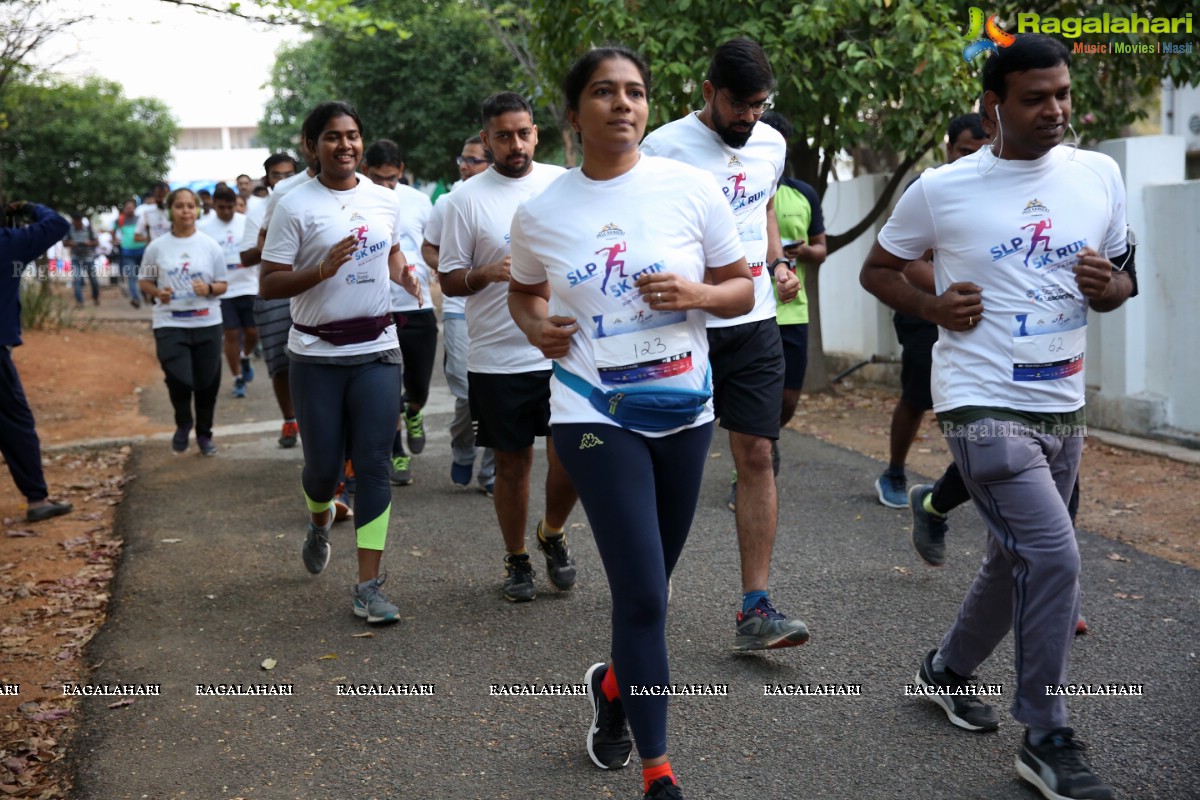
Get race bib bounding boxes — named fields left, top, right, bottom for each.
left=1012, top=310, right=1086, bottom=382
left=591, top=309, right=693, bottom=385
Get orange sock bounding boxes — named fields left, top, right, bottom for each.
left=601, top=664, right=619, bottom=702
left=642, top=762, right=676, bottom=793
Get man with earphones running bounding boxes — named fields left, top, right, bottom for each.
left=861, top=35, right=1134, bottom=800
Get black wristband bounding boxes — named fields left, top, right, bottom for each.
left=769, top=257, right=794, bottom=272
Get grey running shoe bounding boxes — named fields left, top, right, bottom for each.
left=404, top=408, right=426, bottom=454
left=909, top=484, right=948, bottom=567
left=734, top=596, right=810, bottom=651
left=390, top=454, right=413, bottom=486
left=537, top=522, right=577, bottom=591
left=353, top=573, right=400, bottom=624
left=502, top=553, right=536, bottom=602
left=1017, top=728, right=1113, bottom=800
left=197, top=435, right=217, bottom=456
left=302, top=521, right=331, bottom=575
left=585, top=662, right=632, bottom=770
left=915, top=648, right=999, bottom=732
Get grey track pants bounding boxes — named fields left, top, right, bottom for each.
left=938, top=417, right=1084, bottom=729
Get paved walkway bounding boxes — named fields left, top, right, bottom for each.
left=66, top=307, right=1198, bottom=799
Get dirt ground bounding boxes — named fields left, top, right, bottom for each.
left=0, top=319, right=1197, bottom=796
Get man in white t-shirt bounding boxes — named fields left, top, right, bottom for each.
left=134, top=181, right=171, bottom=246
left=641, top=38, right=808, bottom=652
left=363, top=138, right=435, bottom=487
left=199, top=185, right=254, bottom=398
left=422, top=135, right=495, bottom=495
left=861, top=36, right=1134, bottom=800
left=438, top=92, right=578, bottom=603
left=239, top=153, right=304, bottom=448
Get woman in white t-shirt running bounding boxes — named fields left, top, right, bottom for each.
left=259, top=101, right=422, bottom=625
left=508, top=47, right=753, bottom=800
left=138, top=188, right=228, bottom=456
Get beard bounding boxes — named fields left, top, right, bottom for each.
left=712, top=106, right=754, bottom=149
left=491, top=153, right=531, bottom=179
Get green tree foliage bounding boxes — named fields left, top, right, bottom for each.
left=258, top=0, right=530, bottom=183
left=0, top=76, right=176, bottom=214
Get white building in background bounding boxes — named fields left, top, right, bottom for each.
left=166, top=108, right=270, bottom=190
left=1161, top=81, right=1200, bottom=179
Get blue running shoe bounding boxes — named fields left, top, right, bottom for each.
left=241, top=357, right=254, bottom=383
left=231, top=377, right=246, bottom=399
left=451, top=461, right=472, bottom=488
left=875, top=469, right=908, bottom=509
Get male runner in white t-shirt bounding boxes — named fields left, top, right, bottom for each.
left=860, top=35, right=1134, bottom=800
left=641, top=38, right=808, bottom=652
left=134, top=181, right=171, bottom=246
left=438, top=92, right=578, bottom=603
left=422, top=135, right=495, bottom=495
left=199, top=185, right=254, bottom=398
left=363, top=138, right=434, bottom=487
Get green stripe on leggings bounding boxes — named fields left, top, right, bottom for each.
left=304, top=492, right=333, bottom=515
left=356, top=502, right=391, bottom=551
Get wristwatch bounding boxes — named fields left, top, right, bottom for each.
left=769, top=257, right=794, bottom=272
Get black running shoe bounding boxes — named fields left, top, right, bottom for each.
left=584, top=662, right=632, bottom=770
left=502, top=553, right=535, bottom=602
left=645, top=776, right=684, bottom=799
left=1017, top=728, right=1113, bottom=800
left=909, top=484, right=948, bottom=567
left=537, top=522, right=577, bottom=591
left=915, top=648, right=999, bottom=732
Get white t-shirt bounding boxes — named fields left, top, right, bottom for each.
left=438, top=163, right=566, bottom=374
left=426, top=193, right=465, bottom=316
left=135, top=203, right=171, bottom=243
left=877, top=145, right=1127, bottom=414
left=246, top=194, right=268, bottom=219
left=239, top=200, right=267, bottom=255
left=641, top=112, right=785, bottom=328
left=510, top=156, right=743, bottom=434
left=141, top=232, right=228, bottom=329
left=389, top=183, right=433, bottom=313
left=262, top=176, right=404, bottom=359
left=262, top=172, right=315, bottom=233
left=199, top=212, right=256, bottom=298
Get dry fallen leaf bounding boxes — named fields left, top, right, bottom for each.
left=261, top=658, right=277, bottom=670
left=351, top=632, right=374, bottom=638
left=107, top=698, right=135, bottom=709
left=318, top=653, right=338, bottom=660
left=1106, top=553, right=1129, bottom=562
left=893, top=566, right=910, bottom=575
left=5, top=529, right=37, bottom=538
left=160, top=538, right=183, bottom=544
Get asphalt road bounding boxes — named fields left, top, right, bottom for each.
left=67, top=334, right=1199, bottom=800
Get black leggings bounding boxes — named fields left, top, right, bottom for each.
left=290, top=357, right=400, bottom=550
left=551, top=421, right=713, bottom=760
left=154, top=324, right=223, bottom=436
left=394, top=310, right=438, bottom=407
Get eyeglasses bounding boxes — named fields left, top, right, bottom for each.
left=720, top=89, right=771, bottom=116
left=456, top=156, right=490, bottom=166
left=268, top=171, right=295, bottom=181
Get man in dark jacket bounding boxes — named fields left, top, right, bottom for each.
left=1, top=200, right=74, bottom=522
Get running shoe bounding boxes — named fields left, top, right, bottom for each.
left=172, top=424, right=192, bottom=454
left=1017, top=727, right=1112, bottom=800
left=909, top=484, right=948, bottom=567
left=479, top=481, right=494, bottom=498
left=197, top=435, right=217, bottom=456
left=333, top=499, right=353, bottom=523
left=502, top=553, right=535, bottom=602
left=390, top=455, right=413, bottom=486
left=404, top=408, right=426, bottom=454
left=734, top=596, right=809, bottom=651
left=1076, top=616, right=1089, bottom=636
left=875, top=469, right=908, bottom=508
left=644, top=777, right=684, bottom=800
left=26, top=500, right=73, bottom=523
left=451, top=462, right=472, bottom=488
left=537, top=522, right=577, bottom=591
left=584, top=662, right=632, bottom=770
left=352, top=573, right=400, bottom=624
left=241, top=357, right=254, bottom=383
left=231, top=377, right=246, bottom=399
left=915, top=648, right=999, bottom=732
left=302, top=521, right=331, bottom=575
left=278, top=421, right=299, bottom=449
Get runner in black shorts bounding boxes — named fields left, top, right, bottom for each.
left=641, top=39, right=809, bottom=650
